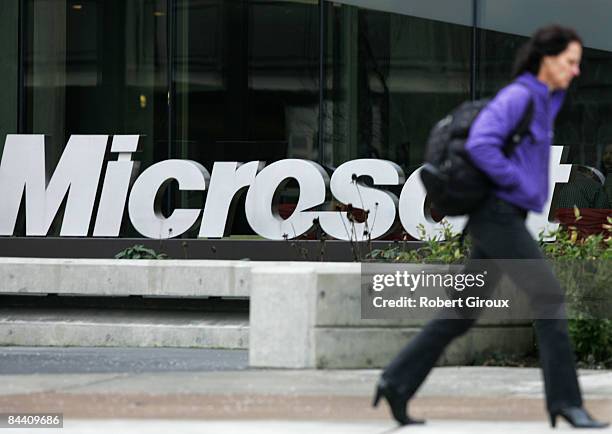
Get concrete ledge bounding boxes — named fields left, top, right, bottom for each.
left=1, top=258, right=535, bottom=366
left=313, top=326, right=534, bottom=369
left=0, top=258, right=360, bottom=298
left=249, top=265, right=535, bottom=368
left=0, top=258, right=252, bottom=297
left=0, top=309, right=248, bottom=349
left=249, top=267, right=318, bottom=368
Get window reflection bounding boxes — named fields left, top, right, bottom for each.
left=477, top=28, right=612, bottom=215
left=0, top=1, right=18, bottom=156
left=24, top=0, right=168, bottom=236
left=7, top=0, right=612, bottom=240
left=25, top=0, right=168, bottom=169
left=323, top=2, right=471, bottom=173
left=174, top=0, right=319, bottom=167
left=477, top=0, right=612, bottom=219
left=174, top=0, right=319, bottom=236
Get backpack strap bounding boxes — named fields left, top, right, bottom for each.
left=502, top=85, right=534, bottom=157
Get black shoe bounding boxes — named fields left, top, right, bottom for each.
left=372, top=377, right=425, bottom=426
left=550, top=407, right=609, bottom=429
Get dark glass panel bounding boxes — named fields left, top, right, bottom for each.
left=0, top=0, right=19, bottom=156
left=478, top=29, right=612, bottom=210
left=174, top=0, right=319, bottom=166
left=22, top=0, right=169, bottom=236
left=323, top=2, right=472, bottom=174
left=174, top=0, right=320, bottom=236
left=24, top=0, right=168, bottom=169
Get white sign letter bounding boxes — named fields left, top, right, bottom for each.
left=199, top=161, right=264, bottom=238
left=93, top=135, right=141, bottom=237
left=318, top=159, right=404, bottom=241
left=527, top=145, right=571, bottom=240
left=244, top=159, right=328, bottom=240
left=398, top=166, right=467, bottom=240
left=128, top=160, right=210, bottom=239
left=0, top=134, right=108, bottom=236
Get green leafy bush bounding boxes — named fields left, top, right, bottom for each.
left=568, top=316, right=612, bottom=368
left=540, top=210, right=612, bottom=368
left=115, top=244, right=168, bottom=260
left=367, top=221, right=468, bottom=264
left=367, top=212, right=612, bottom=367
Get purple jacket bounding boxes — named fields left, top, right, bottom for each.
left=465, top=72, right=566, bottom=212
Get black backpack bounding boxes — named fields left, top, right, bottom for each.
left=420, top=92, right=534, bottom=216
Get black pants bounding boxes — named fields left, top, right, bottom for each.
left=382, top=196, right=583, bottom=413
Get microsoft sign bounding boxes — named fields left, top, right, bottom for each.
left=0, top=135, right=570, bottom=240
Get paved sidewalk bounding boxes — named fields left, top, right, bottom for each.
left=5, top=420, right=610, bottom=434
left=0, top=366, right=610, bottom=433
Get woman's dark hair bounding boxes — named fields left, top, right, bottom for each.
left=512, top=24, right=582, bottom=78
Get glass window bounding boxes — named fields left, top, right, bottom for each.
left=20, top=0, right=169, bottom=236
left=561, top=45, right=612, bottom=210
left=477, top=0, right=612, bottom=210
left=174, top=0, right=320, bottom=236
left=479, top=0, right=612, bottom=53
left=0, top=0, right=19, bottom=156
left=323, top=1, right=472, bottom=174
left=475, top=29, right=526, bottom=98
left=174, top=0, right=320, bottom=165
left=24, top=0, right=169, bottom=170
left=331, top=0, right=472, bottom=27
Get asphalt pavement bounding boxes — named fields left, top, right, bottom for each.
left=0, top=347, right=610, bottom=434
left=0, top=347, right=248, bottom=375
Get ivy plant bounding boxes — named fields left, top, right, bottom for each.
left=115, top=244, right=168, bottom=260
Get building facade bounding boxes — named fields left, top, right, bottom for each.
left=1, top=1, right=611, bottom=255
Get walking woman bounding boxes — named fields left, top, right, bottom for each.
left=373, top=25, right=609, bottom=429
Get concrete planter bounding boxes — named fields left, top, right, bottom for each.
left=0, top=258, right=534, bottom=368
left=249, top=263, right=534, bottom=368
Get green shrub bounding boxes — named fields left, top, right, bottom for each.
left=367, top=212, right=612, bottom=367
left=367, top=221, right=469, bottom=264
left=541, top=210, right=612, bottom=367
left=115, top=244, right=168, bottom=260
left=568, top=316, right=612, bottom=368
